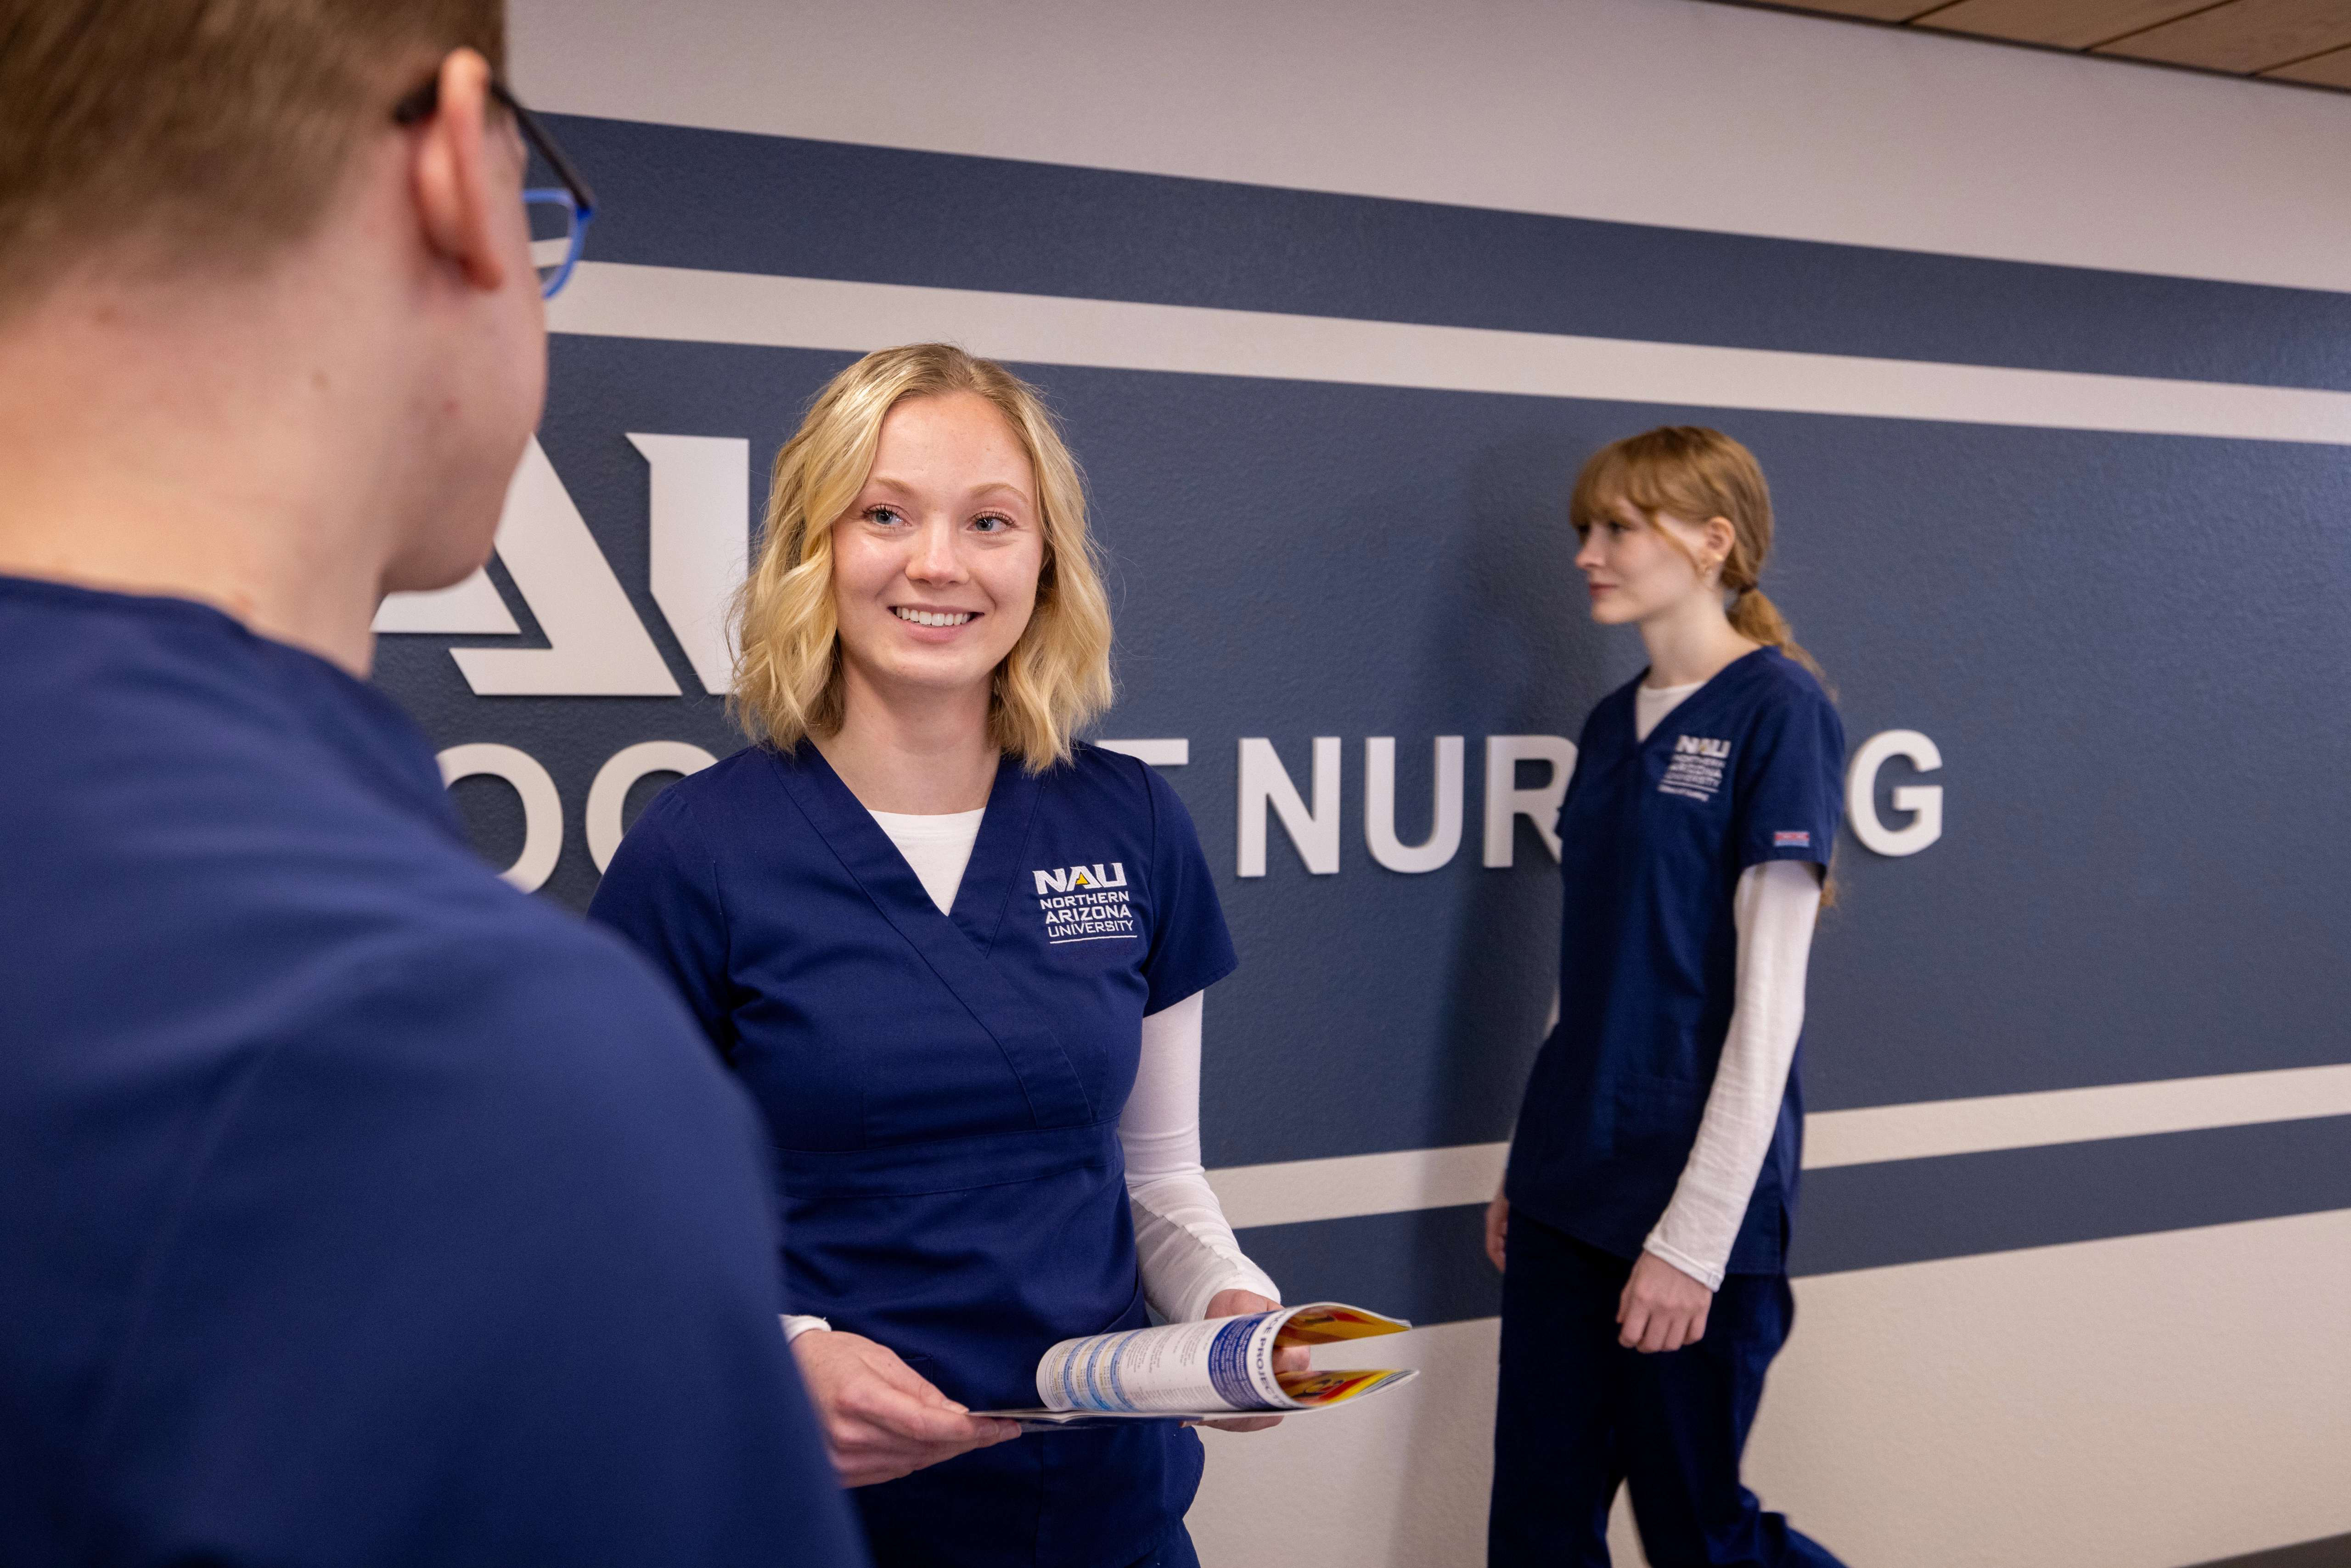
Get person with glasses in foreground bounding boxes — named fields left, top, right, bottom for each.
left=0, top=4, right=863, bottom=1565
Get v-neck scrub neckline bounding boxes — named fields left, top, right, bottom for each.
left=1634, top=679, right=1703, bottom=743
left=1632, top=647, right=1770, bottom=752
left=866, top=807, right=987, bottom=915
left=866, top=807, right=988, bottom=833
left=781, top=745, right=1036, bottom=951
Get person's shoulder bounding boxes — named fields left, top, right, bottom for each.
left=1058, top=741, right=1153, bottom=798
left=1580, top=677, right=1642, bottom=741
left=651, top=743, right=779, bottom=811
left=96, top=906, right=821, bottom=1555
left=628, top=742, right=795, bottom=843
left=1, top=577, right=315, bottom=760
left=1048, top=745, right=1209, bottom=870
left=1741, top=648, right=1837, bottom=719
left=668, top=742, right=775, bottom=792
left=1062, top=742, right=1182, bottom=824
left=0, top=596, right=563, bottom=1034
left=309, top=894, right=740, bottom=1142
left=438, top=904, right=712, bottom=1050
left=0, top=571, right=248, bottom=643
left=1734, top=650, right=1845, bottom=762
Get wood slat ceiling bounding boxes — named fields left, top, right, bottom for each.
left=1740, top=0, right=2351, bottom=90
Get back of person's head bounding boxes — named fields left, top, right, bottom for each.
left=734, top=342, right=1115, bottom=772
left=0, top=0, right=505, bottom=315
left=0, top=0, right=552, bottom=642
left=1569, top=424, right=1828, bottom=686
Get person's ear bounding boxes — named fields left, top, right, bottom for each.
left=410, top=48, right=511, bottom=294
left=1702, top=515, right=1738, bottom=562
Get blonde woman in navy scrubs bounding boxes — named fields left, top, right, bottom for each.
left=591, top=344, right=1288, bottom=1568
left=1487, top=427, right=1849, bottom=1568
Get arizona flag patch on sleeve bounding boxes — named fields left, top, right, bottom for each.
left=1773, top=831, right=1811, bottom=847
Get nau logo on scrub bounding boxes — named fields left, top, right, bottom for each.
left=1033, top=863, right=1139, bottom=946
left=1033, top=863, right=1129, bottom=894
left=1659, top=735, right=1732, bottom=805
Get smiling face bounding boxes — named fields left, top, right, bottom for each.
left=1573, top=496, right=1727, bottom=626
left=829, top=390, right=1045, bottom=710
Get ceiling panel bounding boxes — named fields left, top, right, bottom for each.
left=1918, top=0, right=2215, bottom=50
left=1777, top=0, right=1942, bottom=18
left=2095, top=0, right=2351, bottom=71
left=1708, top=0, right=2351, bottom=92
left=2262, top=38, right=2351, bottom=79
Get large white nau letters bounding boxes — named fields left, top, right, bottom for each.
left=1481, top=735, right=1576, bottom=867
left=1238, top=737, right=1341, bottom=877
left=1846, top=729, right=1944, bottom=856
left=370, top=565, right=518, bottom=635
left=632, top=433, right=748, bottom=695
left=376, top=436, right=754, bottom=697
left=395, top=439, right=677, bottom=695
left=1364, top=736, right=1465, bottom=874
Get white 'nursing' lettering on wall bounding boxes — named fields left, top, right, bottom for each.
left=400, top=428, right=1945, bottom=879
left=433, top=728, right=1945, bottom=892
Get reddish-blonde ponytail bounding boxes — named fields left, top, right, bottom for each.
left=1727, top=584, right=1811, bottom=678
left=1568, top=425, right=1827, bottom=686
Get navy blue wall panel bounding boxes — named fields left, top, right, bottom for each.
left=375, top=120, right=2351, bottom=1322
left=542, top=115, right=2351, bottom=392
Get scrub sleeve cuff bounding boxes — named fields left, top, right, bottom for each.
left=1640, top=1235, right=1727, bottom=1293
left=1179, top=1262, right=1284, bottom=1323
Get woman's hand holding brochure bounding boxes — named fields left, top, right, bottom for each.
left=792, top=1329, right=1021, bottom=1485
left=974, top=1301, right=1419, bottom=1433
left=1196, top=1290, right=1308, bottom=1433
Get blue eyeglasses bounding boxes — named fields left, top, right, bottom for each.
left=393, top=75, right=598, bottom=299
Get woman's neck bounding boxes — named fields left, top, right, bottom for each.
left=1637, top=591, right=1760, bottom=689
left=817, top=665, right=1000, bottom=814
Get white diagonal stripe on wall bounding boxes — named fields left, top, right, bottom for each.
left=1209, top=1141, right=1514, bottom=1232
left=549, top=262, right=2351, bottom=446
left=1205, top=1063, right=2351, bottom=1231
left=1800, top=1061, right=2351, bottom=1170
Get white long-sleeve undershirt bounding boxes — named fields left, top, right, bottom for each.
left=1631, top=680, right=1823, bottom=1291
left=1119, top=991, right=1283, bottom=1320
left=782, top=806, right=1275, bottom=1341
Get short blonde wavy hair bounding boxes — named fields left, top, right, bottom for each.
left=731, top=343, right=1114, bottom=771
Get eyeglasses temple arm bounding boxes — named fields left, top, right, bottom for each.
left=489, top=79, right=597, bottom=217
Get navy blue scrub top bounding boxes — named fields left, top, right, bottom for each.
left=590, top=741, right=1238, bottom=1568
left=1505, top=647, right=1845, bottom=1275
left=0, top=578, right=865, bottom=1568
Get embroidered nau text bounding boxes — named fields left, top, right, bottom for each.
left=1659, top=735, right=1731, bottom=804
left=1032, top=862, right=1137, bottom=944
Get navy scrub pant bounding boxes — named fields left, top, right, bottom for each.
left=1488, top=1210, right=1845, bottom=1568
